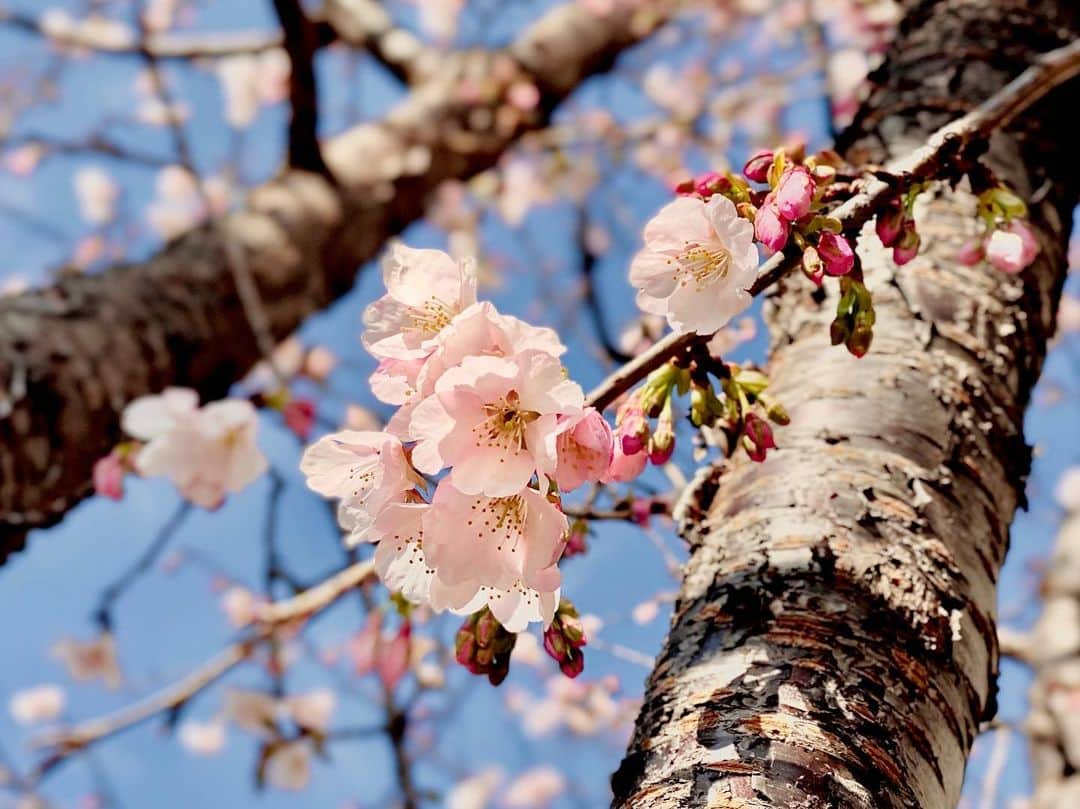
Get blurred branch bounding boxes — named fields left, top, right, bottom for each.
left=586, top=36, right=1080, bottom=410
left=271, top=0, right=330, bottom=174
left=324, top=0, right=432, bottom=84
left=577, top=211, right=633, bottom=364
left=0, top=8, right=336, bottom=59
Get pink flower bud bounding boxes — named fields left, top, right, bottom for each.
left=875, top=199, right=904, bottom=247
left=742, top=149, right=774, bottom=183
left=283, top=398, right=316, bottom=440
left=614, top=400, right=649, bottom=455
left=754, top=202, right=789, bottom=252
left=955, top=240, right=984, bottom=266
left=630, top=498, right=652, bottom=527
left=743, top=413, right=777, bottom=463
left=564, top=520, right=588, bottom=557
left=93, top=452, right=125, bottom=500
left=817, top=232, right=855, bottom=277
left=694, top=171, right=729, bottom=199
left=986, top=220, right=1038, bottom=274
left=377, top=624, right=411, bottom=691
left=773, top=166, right=815, bottom=222
left=892, top=220, right=921, bottom=265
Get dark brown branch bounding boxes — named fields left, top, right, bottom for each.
left=271, top=0, right=330, bottom=174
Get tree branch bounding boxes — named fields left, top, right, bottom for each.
left=271, top=0, right=330, bottom=174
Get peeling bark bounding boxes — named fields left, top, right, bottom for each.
left=0, top=3, right=674, bottom=560
left=613, top=1, right=1080, bottom=807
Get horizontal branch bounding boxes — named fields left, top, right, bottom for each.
left=31, top=559, right=375, bottom=773
left=586, top=37, right=1080, bottom=411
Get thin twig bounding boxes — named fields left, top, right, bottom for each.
left=271, top=0, right=330, bottom=174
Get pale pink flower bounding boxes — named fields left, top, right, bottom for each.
left=1056, top=466, right=1080, bottom=512
left=987, top=220, right=1039, bottom=274
left=283, top=689, right=336, bottom=731
left=349, top=612, right=384, bottom=675
left=220, top=586, right=260, bottom=628
left=371, top=502, right=436, bottom=605
left=123, top=389, right=267, bottom=509
left=409, top=352, right=583, bottom=496
left=51, top=635, right=122, bottom=688
left=447, top=769, right=503, bottom=809
left=631, top=195, right=759, bottom=334
left=299, top=430, right=417, bottom=542
left=264, top=740, right=312, bottom=790
left=370, top=357, right=424, bottom=406
left=817, top=232, right=855, bottom=276
left=605, top=440, right=647, bottom=483
left=9, top=685, right=65, bottom=725
left=503, top=767, right=566, bottom=808
left=362, top=244, right=478, bottom=360
left=555, top=408, right=614, bottom=492
left=632, top=600, right=660, bottom=625
left=223, top=689, right=279, bottom=736
left=423, top=477, right=567, bottom=597
left=178, top=720, right=226, bottom=755
left=499, top=158, right=553, bottom=226
left=301, top=346, right=337, bottom=382
left=956, top=239, right=984, bottom=266
left=410, top=302, right=565, bottom=405
left=437, top=580, right=561, bottom=633
left=215, top=55, right=261, bottom=129
left=73, top=166, right=119, bottom=225
left=4, top=144, right=44, bottom=176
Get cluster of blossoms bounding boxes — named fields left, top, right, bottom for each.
left=300, top=244, right=626, bottom=677
left=958, top=186, right=1040, bottom=274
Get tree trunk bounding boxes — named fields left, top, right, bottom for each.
left=0, top=3, right=673, bottom=560
left=613, top=1, right=1080, bottom=807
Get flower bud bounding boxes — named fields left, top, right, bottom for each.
left=892, top=219, right=921, bottom=265
left=875, top=199, right=904, bottom=247
left=773, top=166, right=815, bottom=222
left=802, top=246, right=824, bottom=286
left=986, top=220, right=1038, bottom=274
left=956, top=239, right=984, bottom=266
left=742, top=149, right=774, bottom=183
left=543, top=600, right=587, bottom=679
left=606, top=440, right=647, bottom=482
left=93, top=451, right=126, bottom=500
left=455, top=609, right=516, bottom=685
left=742, top=413, right=777, bottom=463
left=564, top=520, right=588, bottom=558
left=694, top=171, right=730, bottom=199
left=283, top=398, right=316, bottom=440
left=817, top=232, right=855, bottom=277
left=648, top=399, right=675, bottom=465
left=754, top=202, right=789, bottom=252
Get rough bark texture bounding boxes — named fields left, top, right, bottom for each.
left=613, top=1, right=1080, bottom=807
left=0, top=3, right=673, bottom=560
left=1021, top=509, right=1080, bottom=807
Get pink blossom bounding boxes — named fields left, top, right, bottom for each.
left=370, top=501, right=436, bottom=605
left=349, top=612, right=385, bottom=675
left=614, top=398, right=649, bottom=456
left=754, top=202, right=789, bottom=252
left=51, top=635, right=122, bottom=688
left=892, top=219, right=921, bottom=265
left=986, top=220, right=1039, bottom=274
left=377, top=624, right=412, bottom=691
left=554, top=408, right=614, bottom=492
left=742, top=149, right=774, bottom=183
left=362, top=244, right=477, bottom=360
left=283, top=689, right=336, bottom=731
left=123, top=389, right=267, bottom=509
left=300, top=430, right=417, bottom=543
left=73, top=166, right=119, bottom=225
left=220, top=586, right=261, bottom=628
left=817, top=232, right=855, bottom=276
left=9, top=685, right=65, bottom=725
left=301, top=346, right=338, bottom=382
left=441, top=581, right=560, bottom=633
left=875, top=199, right=904, bottom=246
left=423, top=478, right=566, bottom=596
left=409, top=352, right=583, bottom=496
left=773, top=166, right=814, bottom=222
left=178, top=720, right=226, bottom=756
left=370, top=356, right=424, bottom=407
left=630, top=195, right=759, bottom=334
left=282, top=398, right=316, bottom=440
left=503, top=766, right=566, bottom=808
left=605, top=440, right=647, bottom=483
left=447, top=769, right=503, bottom=809
left=93, top=452, right=125, bottom=500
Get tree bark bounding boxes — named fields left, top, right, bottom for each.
left=0, top=2, right=673, bottom=560
left=613, top=1, right=1080, bottom=807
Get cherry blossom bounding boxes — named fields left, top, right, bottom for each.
left=554, top=408, right=615, bottom=492
left=73, top=166, right=119, bottom=225
left=123, top=389, right=267, bottom=509
left=178, top=720, right=226, bottom=756
left=283, top=689, right=336, bottom=732
left=630, top=195, right=759, bottom=334
left=223, top=689, right=279, bottom=736
left=9, top=685, right=65, bottom=725
left=362, top=244, right=478, bottom=361
left=987, top=220, right=1039, bottom=274
left=300, top=430, right=418, bottom=543
left=447, top=768, right=503, bottom=809
left=51, top=635, right=122, bottom=688
left=422, top=478, right=567, bottom=599
left=503, top=767, right=567, bottom=808
left=409, top=352, right=583, bottom=496
left=263, top=740, right=312, bottom=791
